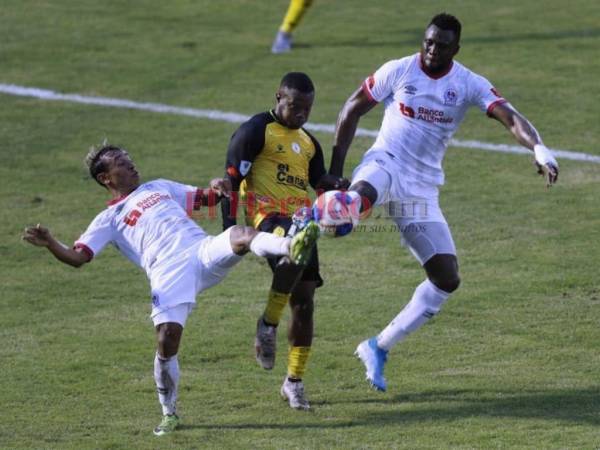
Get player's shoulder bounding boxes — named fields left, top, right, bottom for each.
left=240, top=111, right=274, bottom=132
left=451, top=59, right=487, bottom=81
left=300, top=126, right=321, bottom=148
left=378, top=54, right=416, bottom=73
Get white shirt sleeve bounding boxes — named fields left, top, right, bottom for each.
left=362, top=58, right=410, bottom=103
left=157, top=179, right=200, bottom=212
left=468, top=72, right=507, bottom=116
left=73, top=211, right=113, bottom=260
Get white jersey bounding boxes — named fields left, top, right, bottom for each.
left=362, top=53, right=507, bottom=185
left=74, top=179, right=207, bottom=275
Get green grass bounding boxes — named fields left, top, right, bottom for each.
left=2, top=0, right=600, bottom=448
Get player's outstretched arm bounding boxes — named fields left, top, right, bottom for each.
left=330, top=87, right=378, bottom=177
left=490, top=102, right=559, bottom=186
left=22, top=224, right=90, bottom=268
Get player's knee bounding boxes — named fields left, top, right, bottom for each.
left=349, top=181, right=377, bottom=212
left=431, top=274, right=461, bottom=293
left=290, top=298, right=314, bottom=319
left=229, top=225, right=258, bottom=252
left=156, top=322, right=183, bottom=357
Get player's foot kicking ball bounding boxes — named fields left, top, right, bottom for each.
left=355, top=337, right=388, bottom=392
left=289, top=221, right=319, bottom=265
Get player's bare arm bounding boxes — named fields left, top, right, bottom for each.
left=330, top=87, right=378, bottom=177
left=22, top=224, right=90, bottom=268
left=490, top=102, right=559, bottom=186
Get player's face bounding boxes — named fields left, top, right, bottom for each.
left=100, top=151, right=140, bottom=191
left=275, top=87, right=314, bottom=129
left=421, top=25, right=459, bottom=73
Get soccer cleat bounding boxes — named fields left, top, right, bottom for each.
left=271, top=31, right=293, bottom=54
left=153, top=414, right=179, bottom=436
left=289, top=221, right=319, bottom=265
left=280, top=377, right=310, bottom=410
left=355, top=337, right=388, bottom=392
left=255, top=316, right=277, bottom=370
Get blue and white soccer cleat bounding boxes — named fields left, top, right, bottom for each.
left=355, top=337, right=388, bottom=392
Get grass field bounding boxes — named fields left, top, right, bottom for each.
left=2, top=0, right=599, bottom=448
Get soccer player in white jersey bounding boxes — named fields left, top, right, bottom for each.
left=22, top=144, right=320, bottom=435
left=329, top=13, right=559, bottom=392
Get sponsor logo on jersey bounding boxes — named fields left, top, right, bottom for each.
left=276, top=144, right=285, bottom=153
left=399, top=102, right=454, bottom=124
left=399, top=102, right=415, bottom=118
left=124, top=209, right=142, bottom=226
left=404, top=84, right=418, bottom=95
left=444, top=88, right=458, bottom=106
left=239, top=160, right=252, bottom=176
left=291, top=142, right=301, bottom=154
left=276, top=163, right=307, bottom=190
left=416, top=106, right=454, bottom=124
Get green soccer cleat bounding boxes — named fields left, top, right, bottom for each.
left=289, top=221, right=319, bottom=265
left=153, top=414, right=179, bottom=436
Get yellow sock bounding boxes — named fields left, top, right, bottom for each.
left=287, top=346, right=311, bottom=379
left=263, top=289, right=291, bottom=325
left=280, top=0, right=313, bottom=34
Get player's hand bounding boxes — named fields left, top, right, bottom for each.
left=209, top=178, right=232, bottom=198
left=533, top=144, right=559, bottom=187
left=22, top=223, right=52, bottom=247
left=316, top=174, right=351, bottom=191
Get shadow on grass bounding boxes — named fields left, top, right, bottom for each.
left=340, top=387, right=600, bottom=426
left=300, top=27, right=600, bottom=49
left=177, top=387, right=600, bottom=430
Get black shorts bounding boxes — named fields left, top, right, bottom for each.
left=258, top=214, right=323, bottom=288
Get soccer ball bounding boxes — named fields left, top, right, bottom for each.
left=312, top=190, right=360, bottom=237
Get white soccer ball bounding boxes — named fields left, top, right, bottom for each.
left=312, top=190, right=360, bottom=237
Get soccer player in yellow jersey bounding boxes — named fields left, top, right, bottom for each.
left=222, top=72, right=346, bottom=409
left=271, top=0, right=313, bottom=53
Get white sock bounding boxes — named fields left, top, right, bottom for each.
left=249, top=232, right=290, bottom=257
left=376, top=279, right=450, bottom=351
left=154, top=353, right=180, bottom=416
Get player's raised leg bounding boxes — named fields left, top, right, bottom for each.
left=229, top=224, right=319, bottom=264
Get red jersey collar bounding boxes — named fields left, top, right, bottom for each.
left=106, top=193, right=130, bottom=206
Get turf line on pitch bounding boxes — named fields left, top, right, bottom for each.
left=1, top=82, right=597, bottom=164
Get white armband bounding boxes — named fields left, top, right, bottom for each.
left=534, top=144, right=558, bottom=167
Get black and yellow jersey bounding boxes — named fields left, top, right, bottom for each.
left=223, top=110, right=325, bottom=229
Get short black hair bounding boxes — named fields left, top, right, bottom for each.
left=85, top=143, right=126, bottom=187
left=429, top=13, right=461, bottom=43
left=279, top=72, right=314, bottom=93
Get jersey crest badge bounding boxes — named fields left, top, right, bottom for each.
left=444, top=88, right=457, bottom=106
left=239, top=160, right=252, bottom=176
left=291, top=142, right=301, bottom=154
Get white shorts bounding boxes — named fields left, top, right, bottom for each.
left=352, top=149, right=456, bottom=265
left=152, top=302, right=196, bottom=327
left=149, top=228, right=243, bottom=323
